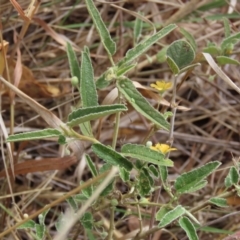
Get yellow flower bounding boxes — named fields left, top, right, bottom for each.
left=150, top=143, right=177, bottom=154
left=150, top=80, right=172, bottom=92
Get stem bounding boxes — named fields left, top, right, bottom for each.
left=69, top=128, right=99, bottom=144
left=112, top=91, right=121, bottom=149
left=107, top=206, right=115, bottom=240
left=135, top=196, right=143, bottom=234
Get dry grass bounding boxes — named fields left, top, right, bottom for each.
left=1, top=0, right=240, bottom=239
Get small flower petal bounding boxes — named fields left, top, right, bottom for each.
left=151, top=80, right=172, bottom=92
left=151, top=143, right=177, bottom=154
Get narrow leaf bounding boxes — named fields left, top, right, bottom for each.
left=92, top=143, right=133, bottom=171
left=121, top=144, right=173, bottom=167
left=225, top=166, right=239, bottom=188
left=138, top=169, right=152, bottom=196
left=159, top=166, right=168, bottom=182
left=80, top=212, right=94, bottom=229
left=67, top=196, right=78, bottom=212
left=119, top=167, right=130, bottom=182
left=158, top=205, right=186, bottom=228
left=80, top=46, right=98, bottom=107
left=149, top=165, right=159, bottom=178
left=221, top=32, right=240, bottom=51
left=209, top=197, right=228, bottom=207
left=156, top=206, right=171, bottom=221
left=35, top=224, right=45, bottom=240
left=80, top=46, right=98, bottom=136
left=17, top=220, right=36, bottom=229
left=86, top=154, right=98, bottom=177
left=184, top=180, right=208, bottom=193
left=179, top=217, right=199, bottom=240
left=7, top=129, right=62, bottom=142
left=216, top=56, right=240, bottom=65
left=66, top=42, right=80, bottom=83
left=174, top=161, right=221, bottom=194
left=180, top=28, right=197, bottom=52
left=117, top=78, right=170, bottom=130
left=67, top=104, right=127, bottom=127
left=117, top=24, right=176, bottom=67
left=134, top=12, right=143, bottom=43
left=166, top=56, right=180, bottom=74
left=223, top=18, right=231, bottom=38
left=85, top=0, right=116, bottom=55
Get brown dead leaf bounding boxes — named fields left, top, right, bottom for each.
left=0, top=156, right=77, bottom=178
left=3, top=58, right=60, bottom=98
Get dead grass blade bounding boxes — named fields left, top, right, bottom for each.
left=203, top=52, right=240, bottom=95
left=0, top=76, right=84, bottom=159
left=0, top=156, right=77, bottom=178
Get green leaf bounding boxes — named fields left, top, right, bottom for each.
left=142, top=167, right=154, bottom=187
left=225, top=166, right=239, bottom=188
left=159, top=166, right=168, bottom=182
left=7, top=129, right=62, bottom=142
left=179, top=28, right=197, bottom=52
left=86, top=228, right=96, bottom=240
left=80, top=212, right=94, bottom=229
left=121, top=144, right=173, bottom=167
left=80, top=46, right=98, bottom=108
left=223, top=18, right=231, bottom=38
left=209, top=197, right=228, bottom=207
left=158, top=205, right=186, bottom=228
left=92, top=143, right=133, bottom=171
left=179, top=63, right=201, bottom=74
left=216, top=56, right=240, bottom=65
left=66, top=42, right=80, bottom=83
left=96, top=74, right=111, bottom=89
left=80, top=180, right=93, bottom=198
left=17, top=219, right=36, bottom=229
left=156, top=47, right=167, bottom=63
left=55, top=212, right=65, bottom=232
left=74, top=194, right=88, bottom=202
left=134, top=12, right=143, bottom=43
left=86, top=154, right=98, bottom=177
left=117, top=78, right=170, bottom=130
left=166, top=40, right=195, bottom=71
left=148, top=165, right=159, bottom=178
left=99, top=162, right=112, bottom=174
left=183, top=180, right=208, bottom=193
left=100, top=180, right=114, bottom=196
left=221, top=32, right=240, bottom=51
left=116, top=64, right=136, bottom=77
left=179, top=217, right=199, bottom=240
left=85, top=0, right=116, bottom=56
left=58, top=135, right=67, bottom=145
left=117, top=24, right=176, bottom=68
left=203, top=46, right=221, bottom=55
left=174, top=161, right=221, bottom=194
left=166, top=56, right=180, bottom=74
left=80, top=46, right=98, bottom=136
left=137, top=169, right=152, bottom=196
left=35, top=223, right=45, bottom=240
left=67, top=196, right=78, bottom=211
left=156, top=206, right=171, bottom=221
left=67, top=104, right=127, bottom=127
left=119, top=167, right=130, bottom=182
